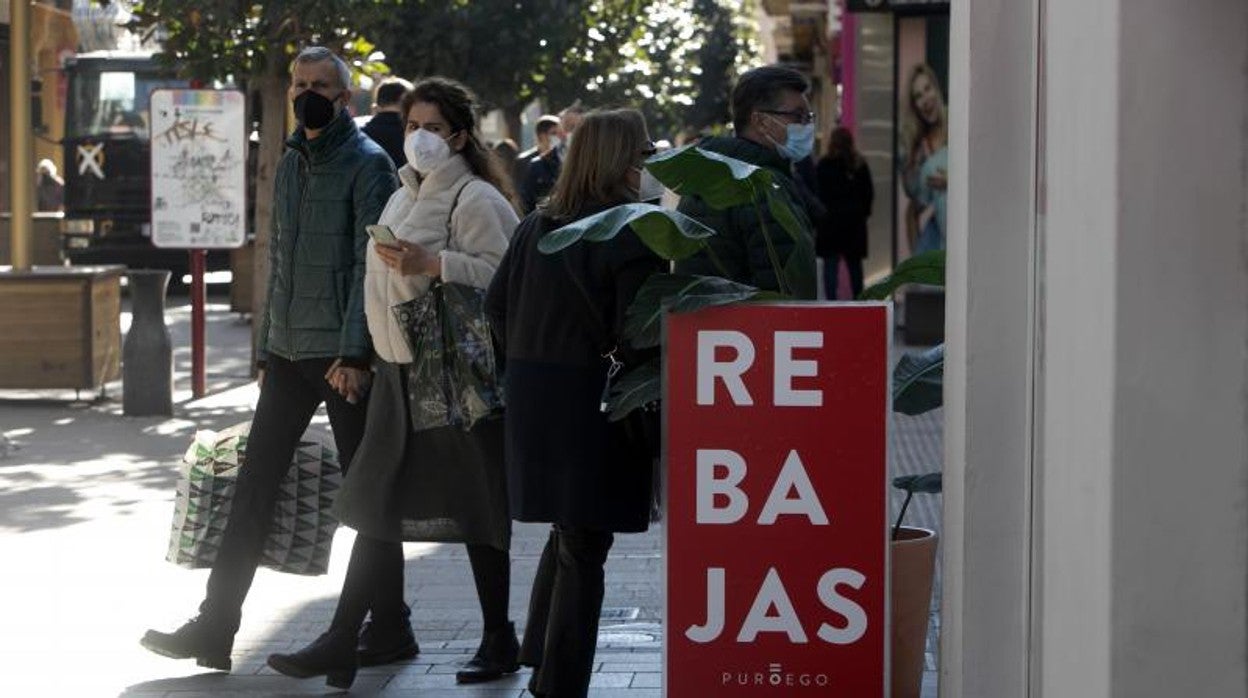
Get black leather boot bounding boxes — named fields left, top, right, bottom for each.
left=267, top=630, right=358, bottom=689
left=357, top=617, right=419, bottom=667
left=455, top=622, right=520, bottom=684
left=140, top=616, right=233, bottom=671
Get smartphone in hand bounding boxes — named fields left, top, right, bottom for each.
left=366, top=224, right=399, bottom=246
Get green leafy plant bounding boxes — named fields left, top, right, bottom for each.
left=892, top=473, right=942, bottom=540
left=861, top=250, right=947, bottom=538
left=537, top=144, right=804, bottom=419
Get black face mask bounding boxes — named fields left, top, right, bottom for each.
left=293, top=90, right=338, bottom=130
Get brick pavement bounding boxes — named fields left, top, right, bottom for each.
left=0, top=300, right=941, bottom=696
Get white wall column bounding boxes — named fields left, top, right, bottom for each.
left=950, top=0, right=1248, bottom=695
left=1039, top=0, right=1248, bottom=695
left=943, top=0, right=1040, bottom=696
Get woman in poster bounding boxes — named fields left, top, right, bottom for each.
left=900, top=63, right=948, bottom=254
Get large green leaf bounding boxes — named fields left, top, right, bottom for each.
left=606, top=358, right=661, bottom=422
left=622, top=273, right=774, bottom=349
left=764, top=182, right=804, bottom=243
left=537, top=203, right=715, bottom=261
left=644, top=145, right=775, bottom=209
left=893, top=344, right=944, bottom=415
left=892, top=473, right=943, bottom=494
left=859, top=250, right=946, bottom=300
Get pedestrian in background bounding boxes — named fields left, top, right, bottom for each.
left=492, top=138, right=520, bottom=193
left=674, top=66, right=818, bottom=298
left=514, top=114, right=559, bottom=195
left=816, top=126, right=874, bottom=300
left=266, top=77, right=521, bottom=690
left=486, top=108, right=664, bottom=698
left=363, top=76, right=413, bottom=168
left=141, top=46, right=397, bottom=673
left=35, top=159, right=64, bottom=211
left=520, top=103, right=585, bottom=213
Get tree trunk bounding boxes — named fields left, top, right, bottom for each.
left=249, top=63, right=289, bottom=371
left=503, top=103, right=525, bottom=147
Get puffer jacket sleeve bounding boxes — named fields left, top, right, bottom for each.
left=255, top=158, right=289, bottom=365
left=441, top=181, right=520, bottom=289
left=342, top=153, right=399, bottom=359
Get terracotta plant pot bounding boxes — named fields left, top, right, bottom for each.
left=891, top=526, right=938, bottom=698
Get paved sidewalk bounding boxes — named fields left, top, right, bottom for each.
left=0, top=301, right=940, bottom=696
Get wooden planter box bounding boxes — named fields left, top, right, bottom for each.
left=0, top=213, right=66, bottom=266
left=0, top=265, right=124, bottom=390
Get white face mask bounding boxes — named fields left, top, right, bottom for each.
left=405, top=128, right=454, bottom=175
left=635, top=168, right=666, bottom=203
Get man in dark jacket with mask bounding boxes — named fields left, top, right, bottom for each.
left=362, top=77, right=412, bottom=167
left=674, top=66, right=818, bottom=298
left=141, top=46, right=399, bottom=673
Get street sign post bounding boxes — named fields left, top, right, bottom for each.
left=664, top=303, right=891, bottom=697
left=149, top=89, right=246, bottom=397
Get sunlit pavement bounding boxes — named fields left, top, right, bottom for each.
left=0, top=301, right=938, bottom=696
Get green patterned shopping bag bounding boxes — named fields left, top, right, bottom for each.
left=165, top=422, right=342, bottom=575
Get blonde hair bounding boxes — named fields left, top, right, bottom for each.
left=543, top=108, right=650, bottom=221
left=901, top=63, right=947, bottom=159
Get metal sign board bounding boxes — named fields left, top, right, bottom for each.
left=149, top=89, right=246, bottom=249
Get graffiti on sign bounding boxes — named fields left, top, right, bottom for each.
left=149, top=90, right=246, bottom=249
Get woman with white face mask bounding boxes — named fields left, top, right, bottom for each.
left=267, top=77, right=522, bottom=690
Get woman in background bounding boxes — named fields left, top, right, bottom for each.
left=486, top=108, right=664, bottom=698
left=900, top=63, right=948, bottom=254
left=815, top=126, right=874, bottom=300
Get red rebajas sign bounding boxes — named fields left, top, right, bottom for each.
left=664, top=303, right=890, bottom=696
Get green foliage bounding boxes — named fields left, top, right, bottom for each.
left=645, top=144, right=774, bottom=208
left=892, top=344, right=944, bottom=416
left=891, top=471, right=942, bottom=539
left=606, top=358, right=661, bottom=421
left=858, top=249, right=946, bottom=300
left=365, top=0, right=759, bottom=139
left=537, top=203, right=714, bottom=260
left=622, top=273, right=779, bottom=349
left=893, top=473, right=943, bottom=495
left=128, top=1, right=395, bottom=85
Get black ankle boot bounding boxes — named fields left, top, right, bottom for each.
left=357, top=617, right=419, bottom=667
left=455, top=622, right=520, bottom=684
left=267, top=630, right=358, bottom=689
left=140, top=616, right=233, bottom=671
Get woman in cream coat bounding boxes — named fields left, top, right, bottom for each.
left=267, top=78, right=521, bottom=689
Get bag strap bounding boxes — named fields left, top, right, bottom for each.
left=554, top=233, right=625, bottom=413
left=555, top=235, right=614, bottom=354
left=444, top=177, right=473, bottom=253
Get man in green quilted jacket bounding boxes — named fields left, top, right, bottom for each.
left=141, top=46, right=399, bottom=672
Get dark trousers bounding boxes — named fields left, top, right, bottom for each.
left=521, top=526, right=615, bottom=698
left=329, top=534, right=511, bottom=636
left=200, top=354, right=368, bottom=632
left=822, top=254, right=864, bottom=301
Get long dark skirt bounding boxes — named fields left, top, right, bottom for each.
left=333, top=358, right=511, bottom=551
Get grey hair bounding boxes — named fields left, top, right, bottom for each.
left=292, top=46, right=351, bottom=90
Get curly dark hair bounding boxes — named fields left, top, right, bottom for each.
left=401, top=77, right=519, bottom=211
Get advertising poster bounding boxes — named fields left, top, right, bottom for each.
left=894, top=14, right=950, bottom=261
left=149, top=89, right=246, bottom=249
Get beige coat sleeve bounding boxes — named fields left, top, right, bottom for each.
left=440, top=181, right=520, bottom=289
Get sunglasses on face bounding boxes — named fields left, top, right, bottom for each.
left=760, top=108, right=817, bottom=125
